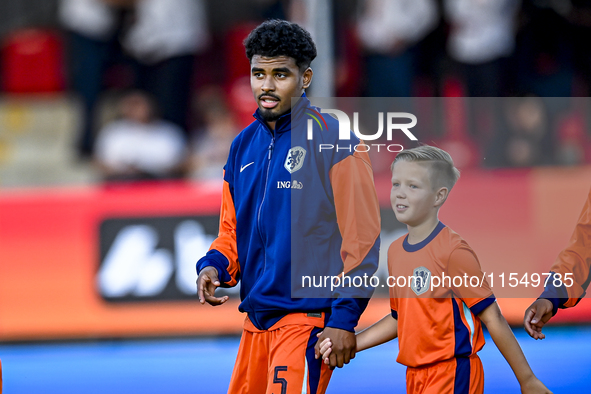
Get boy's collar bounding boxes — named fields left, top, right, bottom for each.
left=403, top=221, right=446, bottom=252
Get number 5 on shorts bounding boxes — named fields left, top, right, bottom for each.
left=273, top=366, right=288, bottom=394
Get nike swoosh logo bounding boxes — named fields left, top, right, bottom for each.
left=240, top=162, right=254, bottom=172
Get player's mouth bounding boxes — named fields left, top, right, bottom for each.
left=259, top=95, right=280, bottom=109
left=395, top=204, right=408, bottom=213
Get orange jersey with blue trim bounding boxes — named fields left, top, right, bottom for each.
left=388, top=222, right=495, bottom=368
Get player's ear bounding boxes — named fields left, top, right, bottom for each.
left=302, top=67, right=313, bottom=89
left=434, top=187, right=448, bottom=207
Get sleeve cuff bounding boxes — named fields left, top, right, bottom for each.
left=538, top=296, right=560, bottom=316
left=196, top=250, right=232, bottom=285
left=469, top=296, right=496, bottom=316
left=539, top=271, right=569, bottom=316
left=326, top=304, right=361, bottom=332
left=391, top=309, right=398, bottom=320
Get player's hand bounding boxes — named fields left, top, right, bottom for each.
left=523, top=299, right=553, bottom=340
left=315, top=327, right=356, bottom=369
left=196, top=266, right=229, bottom=306
left=520, top=375, right=552, bottom=393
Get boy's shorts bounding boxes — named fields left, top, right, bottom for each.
left=228, top=313, right=333, bottom=394
left=406, top=354, right=484, bottom=394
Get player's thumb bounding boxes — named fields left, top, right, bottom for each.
left=531, top=308, right=544, bottom=325
left=205, top=272, right=220, bottom=287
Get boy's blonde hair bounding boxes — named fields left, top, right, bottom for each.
left=391, top=145, right=461, bottom=191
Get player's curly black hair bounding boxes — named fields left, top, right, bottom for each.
left=244, top=19, right=317, bottom=71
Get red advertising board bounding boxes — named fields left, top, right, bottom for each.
left=0, top=168, right=590, bottom=341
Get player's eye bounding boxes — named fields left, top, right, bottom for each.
left=410, top=184, right=418, bottom=189
left=392, top=182, right=400, bottom=187
left=276, top=73, right=286, bottom=78
left=253, top=72, right=263, bottom=78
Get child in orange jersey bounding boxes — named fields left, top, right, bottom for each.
left=317, top=145, right=551, bottom=393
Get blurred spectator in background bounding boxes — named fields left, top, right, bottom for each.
left=60, top=0, right=208, bottom=158
left=444, top=0, right=520, bottom=97
left=123, top=0, right=209, bottom=135
left=188, top=86, right=238, bottom=180
left=482, top=96, right=551, bottom=167
left=570, top=0, right=591, bottom=96
left=59, top=0, right=130, bottom=158
left=356, top=0, right=438, bottom=97
left=503, top=96, right=550, bottom=166
left=554, top=104, right=591, bottom=165
left=256, top=0, right=289, bottom=20
left=517, top=0, right=577, bottom=97
left=94, top=90, right=187, bottom=182
left=515, top=0, right=574, bottom=97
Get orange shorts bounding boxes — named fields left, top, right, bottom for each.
left=406, top=354, right=484, bottom=394
left=227, top=313, right=333, bottom=394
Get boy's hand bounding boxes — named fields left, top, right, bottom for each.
left=523, top=299, right=553, bottom=340
left=196, top=266, right=229, bottom=306
left=315, top=327, right=356, bottom=369
left=319, top=337, right=333, bottom=364
left=521, top=375, right=552, bottom=393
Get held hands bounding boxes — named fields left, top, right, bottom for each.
left=316, top=337, right=333, bottom=365
left=196, top=266, right=229, bottom=306
left=314, top=327, right=356, bottom=369
left=523, top=299, right=554, bottom=340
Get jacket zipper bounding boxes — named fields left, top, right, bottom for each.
left=257, top=137, right=274, bottom=238
left=249, top=135, right=274, bottom=321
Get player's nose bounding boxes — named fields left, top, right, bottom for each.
left=261, top=75, right=275, bottom=92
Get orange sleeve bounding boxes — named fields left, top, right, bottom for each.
left=549, top=187, right=591, bottom=307
left=447, top=245, right=494, bottom=310
left=325, top=148, right=381, bottom=332
left=207, top=176, right=240, bottom=286
left=328, top=149, right=381, bottom=274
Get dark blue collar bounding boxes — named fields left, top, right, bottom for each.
left=253, top=92, right=310, bottom=134
left=403, top=222, right=446, bottom=252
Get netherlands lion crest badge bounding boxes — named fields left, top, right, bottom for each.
left=284, top=146, right=306, bottom=174
left=411, top=266, right=431, bottom=296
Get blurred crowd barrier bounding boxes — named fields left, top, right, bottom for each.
left=0, top=167, right=590, bottom=341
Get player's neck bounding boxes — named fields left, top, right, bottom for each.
left=406, top=216, right=440, bottom=245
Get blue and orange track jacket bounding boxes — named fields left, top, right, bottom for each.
left=196, top=95, right=381, bottom=332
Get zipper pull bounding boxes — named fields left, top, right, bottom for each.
left=268, top=140, right=275, bottom=159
